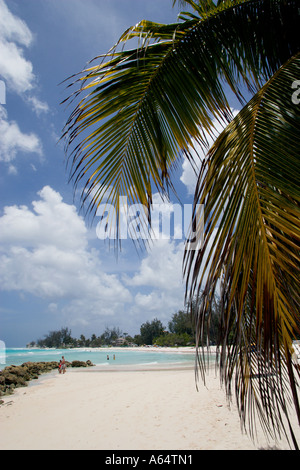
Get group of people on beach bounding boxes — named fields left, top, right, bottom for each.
left=58, top=356, right=66, bottom=374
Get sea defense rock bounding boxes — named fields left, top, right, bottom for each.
left=70, top=360, right=87, bottom=367
left=0, top=360, right=95, bottom=397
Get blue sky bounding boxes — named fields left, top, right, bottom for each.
left=0, top=0, right=241, bottom=347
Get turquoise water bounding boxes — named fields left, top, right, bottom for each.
left=2, top=347, right=196, bottom=368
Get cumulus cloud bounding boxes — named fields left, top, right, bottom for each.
left=0, top=0, right=49, bottom=115
left=125, top=238, right=186, bottom=325
left=0, top=1, right=48, bottom=172
left=0, top=0, right=34, bottom=94
left=0, top=0, right=32, bottom=47
left=0, top=106, right=43, bottom=167
left=26, top=96, right=50, bottom=116
left=180, top=110, right=240, bottom=195
left=117, top=192, right=188, bottom=320
left=127, top=239, right=184, bottom=292
left=0, top=186, right=132, bottom=325
left=0, top=186, right=189, bottom=331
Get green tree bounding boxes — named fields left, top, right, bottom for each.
left=155, top=332, right=193, bottom=347
left=168, top=310, right=194, bottom=336
left=63, top=0, right=300, bottom=447
left=140, top=319, right=165, bottom=345
left=60, top=327, right=73, bottom=346
left=133, top=334, right=143, bottom=346
left=124, top=335, right=134, bottom=345
left=37, top=327, right=73, bottom=348
left=78, top=334, right=87, bottom=347
left=101, top=327, right=122, bottom=345
left=90, top=334, right=102, bottom=347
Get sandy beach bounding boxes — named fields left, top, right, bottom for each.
left=0, top=358, right=299, bottom=450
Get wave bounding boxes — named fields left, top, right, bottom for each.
left=12, top=352, right=35, bottom=356
left=140, top=361, right=159, bottom=365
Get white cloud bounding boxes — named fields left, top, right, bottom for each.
left=0, top=186, right=86, bottom=251
left=0, top=0, right=32, bottom=47
left=0, top=105, right=43, bottom=165
left=125, top=238, right=186, bottom=325
left=26, top=96, right=50, bottom=116
left=0, top=38, right=35, bottom=94
left=127, top=239, right=184, bottom=292
left=0, top=0, right=49, bottom=114
left=0, top=186, right=132, bottom=325
left=7, top=163, right=17, bottom=175
left=120, top=192, right=186, bottom=308
left=96, top=191, right=190, bottom=326
left=0, top=186, right=190, bottom=332
left=0, top=0, right=34, bottom=94
left=180, top=156, right=199, bottom=196
left=0, top=1, right=49, bottom=171
left=180, top=110, right=240, bottom=195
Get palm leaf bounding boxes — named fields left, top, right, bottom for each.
left=62, top=0, right=300, bottom=235
left=185, top=53, right=300, bottom=447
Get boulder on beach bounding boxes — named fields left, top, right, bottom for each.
left=0, top=360, right=95, bottom=397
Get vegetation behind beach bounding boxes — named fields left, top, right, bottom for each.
left=28, top=299, right=222, bottom=349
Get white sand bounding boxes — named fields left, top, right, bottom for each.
left=0, top=363, right=299, bottom=450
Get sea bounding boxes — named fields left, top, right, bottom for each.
left=2, top=347, right=198, bottom=369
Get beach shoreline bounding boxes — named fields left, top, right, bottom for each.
left=2, top=345, right=200, bottom=367
left=0, top=359, right=299, bottom=450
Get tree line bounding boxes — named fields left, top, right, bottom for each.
left=29, top=298, right=222, bottom=349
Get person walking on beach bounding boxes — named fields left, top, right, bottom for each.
left=58, top=360, right=62, bottom=374
left=61, top=356, right=66, bottom=374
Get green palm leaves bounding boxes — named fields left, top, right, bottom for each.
left=185, top=52, right=300, bottom=445
left=63, top=0, right=300, bottom=217
left=63, top=0, right=300, bottom=447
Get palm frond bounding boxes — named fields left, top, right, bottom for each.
left=62, top=0, right=300, bottom=235
left=185, top=53, right=300, bottom=448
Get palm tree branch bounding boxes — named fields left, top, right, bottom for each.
left=63, top=0, right=300, bottom=231
left=185, top=53, right=300, bottom=446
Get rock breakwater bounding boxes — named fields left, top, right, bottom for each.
left=0, top=360, right=94, bottom=397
